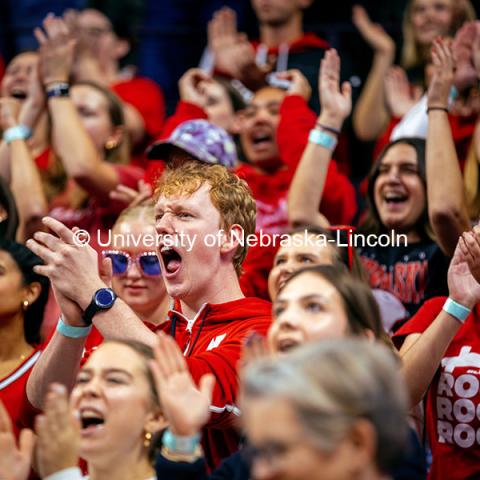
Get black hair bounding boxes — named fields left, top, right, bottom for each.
left=0, top=239, right=49, bottom=344
left=362, top=137, right=430, bottom=240
left=213, top=77, right=247, bottom=112
left=0, top=177, right=19, bottom=241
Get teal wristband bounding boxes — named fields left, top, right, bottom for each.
left=308, top=129, right=337, bottom=150
left=442, top=298, right=471, bottom=324
left=162, top=429, right=201, bottom=455
left=3, top=124, right=32, bottom=144
left=56, top=316, right=92, bottom=338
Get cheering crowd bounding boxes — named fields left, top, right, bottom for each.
left=1, top=0, right=480, bottom=479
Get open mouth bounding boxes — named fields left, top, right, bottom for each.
left=160, top=246, right=182, bottom=275
left=10, top=88, right=27, bottom=100
left=384, top=192, right=408, bottom=205
left=251, top=131, right=273, bottom=149
left=80, top=408, right=105, bottom=433
left=276, top=338, right=300, bottom=353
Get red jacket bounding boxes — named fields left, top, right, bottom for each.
left=161, top=297, right=271, bottom=469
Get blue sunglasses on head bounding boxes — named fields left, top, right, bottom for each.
left=102, top=250, right=161, bottom=277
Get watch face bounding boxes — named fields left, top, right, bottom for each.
left=95, top=289, right=116, bottom=308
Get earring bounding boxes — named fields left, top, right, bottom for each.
left=22, top=300, right=29, bottom=311
left=105, top=139, right=118, bottom=150
left=144, top=431, right=152, bottom=448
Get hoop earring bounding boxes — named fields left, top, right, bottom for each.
left=144, top=431, right=152, bottom=448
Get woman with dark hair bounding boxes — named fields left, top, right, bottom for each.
left=0, top=239, right=49, bottom=438
left=288, top=48, right=469, bottom=319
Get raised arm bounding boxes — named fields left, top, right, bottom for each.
left=288, top=49, right=351, bottom=227
left=426, top=38, right=470, bottom=257
left=400, top=232, right=480, bottom=407
left=352, top=5, right=395, bottom=141
left=0, top=61, right=49, bottom=241
left=35, top=15, right=123, bottom=201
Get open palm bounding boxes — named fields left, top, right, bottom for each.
left=151, top=332, right=215, bottom=437
left=0, top=401, right=34, bottom=480
left=319, top=49, right=352, bottom=123
left=448, top=239, right=480, bottom=309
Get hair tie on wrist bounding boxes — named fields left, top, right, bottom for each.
left=426, top=106, right=449, bottom=114
left=315, top=123, right=340, bottom=136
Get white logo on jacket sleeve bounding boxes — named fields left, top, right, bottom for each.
left=441, top=346, right=480, bottom=373
left=207, top=334, right=226, bottom=351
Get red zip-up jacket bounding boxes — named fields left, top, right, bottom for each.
left=160, top=297, right=272, bottom=470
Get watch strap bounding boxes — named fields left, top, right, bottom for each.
left=46, top=82, right=70, bottom=98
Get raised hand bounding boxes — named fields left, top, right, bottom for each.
left=385, top=66, right=422, bottom=118
left=0, top=400, right=34, bottom=480
left=459, top=225, right=480, bottom=288
left=241, top=332, right=269, bottom=370
left=109, top=179, right=154, bottom=208
left=35, top=384, right=80, bottom=478
left=452, top=21, right=478, bottom=91
left=26, top=217, right=106, bottom=312
left=275, top=69, right=311, bottom=101
left=208, top=7, right=268, bottom=89
left=178, top=68, right=214, bottom=108
left=352, top=5, right=395, bottom=57
left=318, top=49, right=352, bottom=130
left=34, top=14, right=76, bottom=86
left=448, top=233, right=480, bottom=309
left=150, top=332, right=215, bottom=437
left=428, top=37, right=454, bottom=109
left=18, top=58, right=46, bottom=130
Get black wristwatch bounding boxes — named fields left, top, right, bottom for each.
left=82, top=288, right=117, bottom=326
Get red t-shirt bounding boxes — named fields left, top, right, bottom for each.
left=0, top=349, right=42, bottom=437
left=394, top=296, right=480, bottom=480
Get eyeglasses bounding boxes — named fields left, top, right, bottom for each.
left=102, top=250, right=161, bottom=277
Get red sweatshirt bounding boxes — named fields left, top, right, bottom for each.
left=159, top=297, right=272, bottom=469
